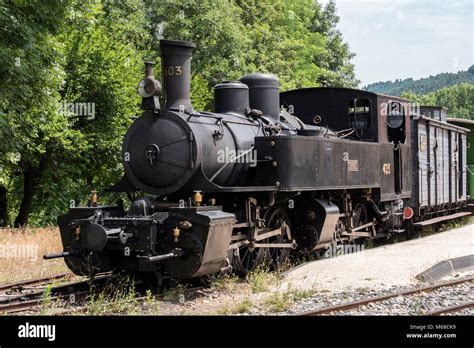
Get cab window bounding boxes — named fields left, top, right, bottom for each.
left=349, top=99, right=371, bottom=129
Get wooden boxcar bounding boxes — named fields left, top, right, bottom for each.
left=447, top=118, right=474, bottom=201
left=411, top=108, right=469, bottom=219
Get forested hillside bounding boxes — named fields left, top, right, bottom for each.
left=0, top=0, right=356, bottom=227
left=365, top=66, right=474, bottom=96
left=401, top=83, right=474, bottom=120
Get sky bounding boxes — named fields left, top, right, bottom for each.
left=327, top=0, right=474, bottom=86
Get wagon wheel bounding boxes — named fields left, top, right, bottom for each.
left=353, top=203, right=369, bottom=245
left=353, top=204, right=368, bottom=228
left=264, top=206, right=292, bottom=271
left=231, top=236, right=267, bottom=276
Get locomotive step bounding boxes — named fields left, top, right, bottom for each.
left=412, top=211, right=472, bottom=227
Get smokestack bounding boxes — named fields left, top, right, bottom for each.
left=160, top=40, right=196, bottom=113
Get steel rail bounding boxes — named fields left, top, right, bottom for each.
left=0, top=290, right=90, bottom=314
left=426, top=301, right=474, bottom=316
left=300, top=275, right=474, bottom=316
left=0, top=273, right=113, bottom=313
left=0, top=281, right=206, bottom=314
left=0, top=273, right=72, bottom=293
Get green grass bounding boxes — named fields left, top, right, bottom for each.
left=411, top=295, right=424, bottom=315
left=419, top=215, right=474, bottom=238
left=85, top=275, right=140, bottom=315
left=218, top=298, right=253, bottom=315
left=442, top=215, right=474, bottom=230
left=246, top=265, right=279, bottom=293
left=39, top=284, right=53, bottom=315
left=264, top=286, right=316, bottom=313
left=210, top=273, right=240, bottom=291
left=235, top=299, right=253, bottom=314
left=364, top=239, right=375, bottom=249
left=162, top=283, right=188, bottom=303
left=143, top=289, right=160, bottom=315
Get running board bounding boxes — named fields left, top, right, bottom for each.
left=412, top=211, right=472, bottom=227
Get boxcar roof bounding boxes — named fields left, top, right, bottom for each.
left=421, top=105, right=448, bottom=110
left=416, top=115, right=470, bottom=133
left=447, top=118, right=474, bottom=126
left=281, top=87, right=410, bottom=102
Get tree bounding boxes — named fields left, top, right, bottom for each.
left=0, top=0, right=358, bottom=226
left=145, top=0, right=251, bottom=109
left=402, top=83, right=474, bottom=119
left=0, top=0, right=74, bottom=226
left=309, top=0, right=357, bottom=87
left=366, top=65, right=474, bottom=96
left=29, top=0, right=150, bottom=225
left=0, top=0, right=150, bottom=226
left=146, top=0, right=357, bottom=109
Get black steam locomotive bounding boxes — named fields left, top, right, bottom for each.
left=46, top=40, right=470, bottom=283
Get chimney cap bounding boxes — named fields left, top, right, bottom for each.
left=160, top=39, right=196, bottom=48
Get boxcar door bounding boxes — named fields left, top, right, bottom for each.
left=418, top=122, right=429, bottom=207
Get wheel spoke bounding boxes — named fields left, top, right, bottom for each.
left=264, top=206, right=292, bottom=269
left=231, top=205, right=293, bottom=275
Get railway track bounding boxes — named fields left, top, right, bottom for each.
left=299, top=275, right=474, bottom=316
left=426, top=300, right=474, bottom=315
left=0, top=272, right=73, bottom=296
left=0, top=273, right=113, bottom=314
left=0, top=272, right=208, bottom=314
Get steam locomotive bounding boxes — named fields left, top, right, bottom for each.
left=45, top=40, right=470, bottom=283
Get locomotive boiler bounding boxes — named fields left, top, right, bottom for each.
left=46, top=39, right=470, bottom=284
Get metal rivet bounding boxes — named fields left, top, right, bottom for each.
left=272, top=161, right=278, bottom=167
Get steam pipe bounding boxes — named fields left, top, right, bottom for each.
left=369, top=199, right=390, bottom=221
left=146, top=250, right=181, bottom=262
left=43, top=251, right=75, bottom=260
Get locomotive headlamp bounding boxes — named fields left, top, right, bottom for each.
left=138, top=77, right=162, bottom=98
left=138, top=61, right=162, bottom=102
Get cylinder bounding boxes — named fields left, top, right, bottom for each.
left=239, top=73, right=280, bottom=122
left=160, top=40, right=196, bottom=113
left=214, top=81, right=249, bottom=116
